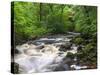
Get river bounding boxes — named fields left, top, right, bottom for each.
left=14, top=33, right=87, bottom=73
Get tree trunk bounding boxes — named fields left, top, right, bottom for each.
left=40, top=3, right=42, bottom=21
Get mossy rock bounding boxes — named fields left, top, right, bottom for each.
left=71, top=37, right=84, bottom=45
left=59, top=42, right=72, bottom=51
left=11, top=62, right=19, bottom=74
left=74, top=37, right=84, bottom=45
left=66, top=52, right=76, bottom=59
left=83, top=43, right=95, bottom=52
left=76, top=43, right=97, bottom=65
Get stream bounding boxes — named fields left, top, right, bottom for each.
left=14, top=33, right=87, bottom=73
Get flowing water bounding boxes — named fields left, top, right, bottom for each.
left=14, top=34, right=87, bottom=73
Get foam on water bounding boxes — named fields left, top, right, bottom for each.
left=15, top=43, right=67, bottom=73
left=14, top=35, right=87, bottom=73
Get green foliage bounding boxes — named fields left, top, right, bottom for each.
left=66, top=52, right=76, bottom=59
left=73, top=6, right=97, bottom=34
left=72, top=37, right=84, bottom=45
left=77, top=43, right=97, bottom=64
left=47, top=14, right=67, bottom=33
left=32, top=27, right=48, bottom=37
left=12, top=2, right=97, bottom=45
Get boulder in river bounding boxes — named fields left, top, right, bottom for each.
left=77, top=45, right=83, bottom=51
left=59, top=42, right=72, bottom=51
left=35, top=45, right=44, bottom=49
left=54, top=64, right=69, bottom=71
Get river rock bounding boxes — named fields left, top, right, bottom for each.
left=11, top=62, right=19, bottom=74
left=15, top=48, right=21, bottom=54
left=35, top=45, right=44, bottom=49
left=77, top=45, right=83, bottom=51
left=59, top=42, right=72, bottom=51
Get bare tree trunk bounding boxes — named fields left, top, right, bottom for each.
left=49, top=4, right=53, bottom=12
left=60, top=5, right=65, bottom=22
left=40, top=3, right=42, bottom=21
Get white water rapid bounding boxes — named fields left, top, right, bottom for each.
left=14, top=35, right=87, bottom=73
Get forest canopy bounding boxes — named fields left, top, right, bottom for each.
left=12, top=2, right=97, bottom=43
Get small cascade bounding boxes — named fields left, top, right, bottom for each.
left=14, top=34, right=87, bottom=73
